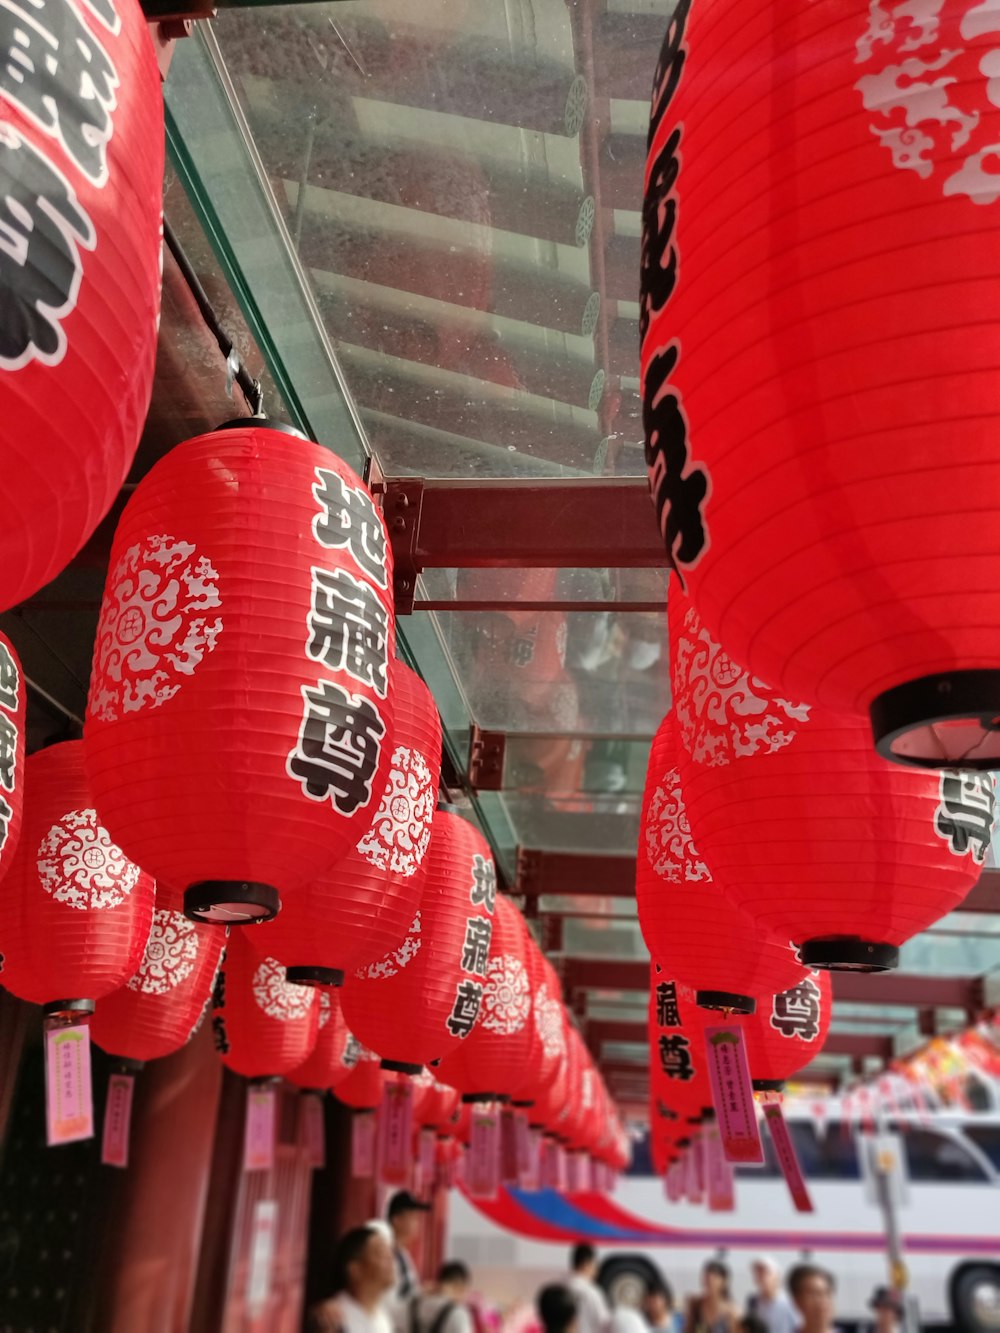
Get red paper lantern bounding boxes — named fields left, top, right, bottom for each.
left=641, top=0, right=1000, bottom=768
left=84, top=422, right=395, bottom=924
left=0, top=634, right=25, bottom=879
left=213, top=931, right=319, bottom=1079
left=525, top=953, right=569, bottom=1130
left=334, top=1042, right=385, bottom=1111
left=670, top=593, right=995, bottom=970
left=251, top=660, right=440, bottom=984
left=638, top=714, right=802, bottom=1010
left=0, top=742, right=153, bottom=1017
left=419, top=1078, right=461, bottom=1136
left=339, top=806, right=497, bottom=1072
left=91, top=907, right=224, bottom=1062
left=648, top=965, right=712, bottom=1127
left=742, top=974, right=833, bottom=1092
left=436, top=894, right=533, bottom=1103
left=0, top=0, right=163, bottom=612
left=287, top=988, right=357, bottom=1091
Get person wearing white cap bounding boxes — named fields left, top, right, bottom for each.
left=746, top=1258, right=797, bottom=1333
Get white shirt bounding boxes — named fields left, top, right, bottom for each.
left=609, top=1310, right=648, bottom=1333
left=319, top=1294, right=394, bottom=1333
left=405, top=1292, right=474, bottom=1333
left=750, top=1294, right=798, bottom=1333
left=568, top=1274, right=611, bottom=1333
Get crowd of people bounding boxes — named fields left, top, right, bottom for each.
left=305, top=1197, right=905, bottom=1333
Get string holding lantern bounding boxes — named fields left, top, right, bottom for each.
left=212, top=931, right=319, bottom=1079
left=251, top=661, right=440, bottom=985
left=641, top=0, right=1000, bottom=768
left=637, top=713, right=802, bottom=1011
left=669, top=591, right=995, bottom=970
left=91, top=908, right=225, bottom=1063
left=339, top=805, right=497, bottom=1073
left=0, top=742, right=154, bottom=1018
left=84, top=421, right=395, bottom=925
left=0, top=0, right=163, bottom=613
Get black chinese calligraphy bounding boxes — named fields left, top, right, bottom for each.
left=0, top=795, right=11, bottom=856
left=446, top=978, right=483, bottom=1038
left=0, top=124, right=94, bottom=370
left=311, top=467, right=389, bottom=591
left=643, top=342, right=709, bottom=575
left=342, top=1034, right=362, bottom=1069
left=0, top=713, right=16, bottom=793
left=461, top=917, right=492, bottom=975
left=658, top=1033, right=694, bottom=1081
left=656, top=980, right=680, bottom=1028
left=935, top=772, right=995, bottom=865
left=306, top=566, right=389, bottom=698
left=0, top=0, right=119, bottom=187
left=469, top=853, right=497, bottom=914
left=211, top=1014, right=230, bottom=1056
left=0, top=641, right=20, bottom=713
left=287, top=680, right=385, bottom=815
left=770, top=977, right=821, bottom=1042
left=77, top=0, right=118, bottom=32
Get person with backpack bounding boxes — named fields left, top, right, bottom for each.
left=406, top=1260, right=474, bottom=1333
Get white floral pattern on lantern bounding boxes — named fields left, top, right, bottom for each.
left=361, top=913, right=422, bottom=980
left=534, top=983, right=566, bottom=1059
left=89, top=534, right=222, bottom=722
left=356, top=746, right=435, bottom=877
left=252, top=957, right=316, bottom=1022
left=854, top=0, right=1000, bottom=204
left=318, top=989, right=332, bottom=1028
left=38, top=808, right=140, bottom=910
left=644, top=771, right=711, bottom=884
left=127, top=909, right=199, bottom=994
left=674, top=605, right=809, bottom=766
left=480, top=955, right=531, bottom=1035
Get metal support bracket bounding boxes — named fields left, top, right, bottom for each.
left=468, top=725, right=506, bottom=792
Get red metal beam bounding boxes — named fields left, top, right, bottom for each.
left=821, top=1033, right=894, bottom=1061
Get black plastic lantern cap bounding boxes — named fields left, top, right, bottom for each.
left=871, top=669, right=1000, bottom=770
left=185, top=881, right=280, bottom=925
left=44, top=997, right=94, bottom=1020
left=696, top=989, right=756, bottom=1015
left=381, top=1059, right=423, bottom=1075
left=752, top=1079, right=785, bottom=1093
left=286, top=965, right=344, bottom=988
left=800, top=938, right=898, bottom=972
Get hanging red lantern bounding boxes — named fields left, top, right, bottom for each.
left=742, top=974, right=832, bottom=1093
left=436, top=893, right=533, bottom=1103
left=525, top=953, right=569, bottom=1131
left=213, top=931, right=319, bottom=1078
left=638, top=714, right=802, bottom=1010
left=0, top=742, right=153, bottom=1017
left=84, top=422, right=395, bottom=925
left=340, top=806, right=496, bottom=1071
left=91, top=907, right=224, bottom=1062
left=641, top=0, right=1000, bottom=768
left=648, top=965, right=712, bottom=1126
left=0, top=0, right=163, bottom=612
left=670, top=593, right=995, bottom=970
left=333, top=1041, right=385, bottom=1111
left=0, top=634, right=25, bottom=880
left=251, top=660, right=440, bottom=985
left=287, top=988, right=357, bottom=1091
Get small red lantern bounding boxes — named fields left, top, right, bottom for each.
left=287, top=988, right=357, bottom=1092
left=638, top=714, right=802, bottom=1011
left=333, top=1042, right=385, bottom=1111
left=251, top=660, right=440, bottom=985
left=91, top=908, right=224, bottom=1062
left=670, top=593, right=995, bottom=970
left=436, top=894, right=533, bottom=1103
left=213, top=931, right=319, bottom=1079
left=339, top=806, right=496, bottom=1071
left=641, top=0, right=1000, bottom=768
left=648, top=965, right=712, bottom=1126
left=84, top=422, right=395, bottom=924
left=524, top=954, right=569, bottom=1131
left=0, top=742, right=153, bottom=1017
left=0, top=0, right=163, bottom=612
left=0, top=634, right=25, bottom=879
left=742, top=973, right=833, bottom=1092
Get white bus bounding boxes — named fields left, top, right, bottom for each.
left=445, top=1098, right=1000, bottom=1332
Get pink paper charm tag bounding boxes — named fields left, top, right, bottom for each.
left=299, top=1093, right=326, bottom=1169
left=101, top=1072, right=135, bottom=1168
left=704, top=1025, right=764, bottom=1163
left=763, top=1100, right=814, bottom=1213
left=45, top=1021, right=94, bottom=1147
left=244, top=1085, right=277, bottom=1172
left=352, top=1110, right=377, bottom=1179
left=379, top=1082, right=413, bottom=1186
left=467, top=1107, right=501, bottom=1199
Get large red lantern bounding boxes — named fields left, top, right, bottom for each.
left=91, top=908, right=224, bottom=1062
left=641, top=0, right=1000, bottom=769
left=84, top=423, right=395, bottom=924
left=0, top=742, right=153, bottom=1017
left=287, top=988, right=357, bottom=1091
left=638, top=713, right=802, bottom=1011
left=0, top=0, right=163, bottom=612
left=251, top=660, right=440, bottom=984
left=525, top=954, right=569, bottom=1131
left=436, top=894, right=533, bottom=1103
left=213, top=932, right=319, bottom=1079
left=670, top=593, right=995, bottom=970
left=0, top=634, right=25, bottom=880
left=339, top=806, right=496, bottom=1071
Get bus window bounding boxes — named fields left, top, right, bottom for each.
left=786, top=1121, right=862, bottom=1180
left=897, top=1128, right=990, bottom=1182
left=963, top=1125, right=1000, bottom=1173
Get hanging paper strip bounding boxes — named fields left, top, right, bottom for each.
left=539, top=1137, right=563, bottom=1190
left=352, top=1109, right=377, bottom=1179
left=45, top=1021, right=93, bottom=1147
left=665, top=1160, right=684, bottom=1202
left=299, top=1093, right=326, bottom=1169
left=101, top=1072, right=135, bottom=1168
left=418, top=1128, right=437, bottom=1193
left=500, top=1110, right=520, bottom=1186
left=565, top=1150, right=581, bottom=1193
left=467, top=1106, right=501, bottom=1200
left=705, top=1125, right=735, bottom=1212
left=244, top=1084, right=277, bottom=1172
left=379, top=1082, right=413, bottom=1186
left=703, top=1025, right=764, bottom=1163
left=762, top=1100, right=814, bottom=1213
left=521, top=1126, right=541, bottom=1191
